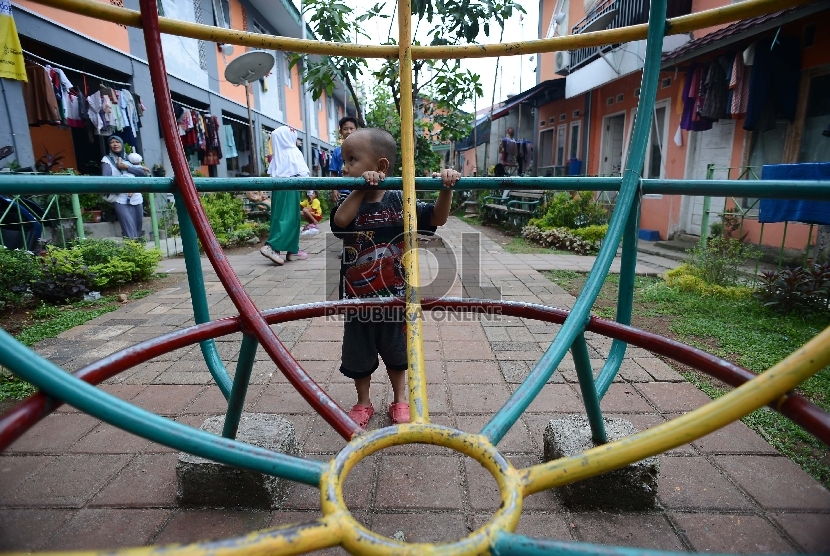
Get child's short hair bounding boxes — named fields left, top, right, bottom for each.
left=338, top=116, right=358, bottom=130
left=355, top=128, right=397, bottom=174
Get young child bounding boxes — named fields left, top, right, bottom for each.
left=300, top=190, right=322, bottom=236
left=330, top=128, right=460, bottom=428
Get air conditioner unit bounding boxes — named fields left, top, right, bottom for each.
left=554, top=51, right=570, bottom=75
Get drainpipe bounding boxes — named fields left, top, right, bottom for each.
left=299, top=1, right=312, bottom=168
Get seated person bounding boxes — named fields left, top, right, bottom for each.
left=300, top=189, right=322, bottom=235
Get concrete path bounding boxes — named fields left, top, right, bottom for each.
left=1, top=217, right=828, bottom=554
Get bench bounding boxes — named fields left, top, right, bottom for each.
left=243, top=196, right=271, bottom=221
left=481, top=190, right=545, bottom=226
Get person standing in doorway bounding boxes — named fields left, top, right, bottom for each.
left=260, top=126, right=310, bottom=265
left=100, top=135, right=148, bottom=239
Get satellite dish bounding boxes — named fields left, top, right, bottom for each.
left=581, top=9, right=618, bottom=34
left=223, top=51, right=275, bottom=177
left=224, top=50, right=274, bottom=85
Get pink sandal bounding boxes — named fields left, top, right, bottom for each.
left=348, top=404, right=374, bottom=428
left=286, top=250, right=308, bottom=261
left=388, top=402, right=410, bottom=424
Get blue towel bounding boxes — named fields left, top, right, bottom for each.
left=758, top=163, right=830, bottom=225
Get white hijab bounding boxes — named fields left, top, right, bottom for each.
left=268, top=126, right=309, bottom=178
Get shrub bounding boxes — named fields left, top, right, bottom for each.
left=89, top=258, right=139, bottom=288
left=685, top=236, right=758, bottom=287
left=0, top=247, right=42, bottom=305
left=665, top=265, right=753, bottom=299
left=754, top=262, right=830, bottom=314
left=117, top=240, right=162, bottom=281
left=530, top=191, right=609, bottom=230
left=521, top=225, right=598, bottom=255
left=30, top=251, right=95, bottom=304
left=570, top=224, right=609, bottom=245
left=201, top=192, right=245, bottom=233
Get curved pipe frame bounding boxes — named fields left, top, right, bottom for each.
left=1, top=0, right=829, bottom=554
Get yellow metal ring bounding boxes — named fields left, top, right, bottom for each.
left=320, top=424, right=523, bottom=556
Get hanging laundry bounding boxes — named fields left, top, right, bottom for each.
left=699, top=55, right=731, bottom=121
left=728, top=52, right=749, bottom=119
left=222, top=124, right=238, bottom=158
left=0, top=0, right=27, bottom=81
left=680, top=64, right=713, bottom=132
left=744, top=35, right=800, bottom=132
left=22, top=63, right=60, bottom=125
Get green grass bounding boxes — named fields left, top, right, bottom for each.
left=543, top=269, right=830, bottom=488
left=129, top=289, right=153, bottom=300
left=459, top=214, right=483, bottom=227
left=502, top=237, right=570, bottom=255
left=1, top=299, right=121, bottom=401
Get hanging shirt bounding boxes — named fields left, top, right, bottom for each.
left=0, top=0, right=27, bottom=81
left=680, top=64, right=713, bottom=132
left=22, top=64, right=60, bottom=125
left=744, top=36, right=800, bottom=132
left=222, top=125, right=238, bottom=158
left=729, top=52, right=749, bottom=119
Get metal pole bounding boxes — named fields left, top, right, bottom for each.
left=244, top=80, right=257, bottom=176
left=299, top=0, right=312, bottom=168
left=148, top=192, right=161, bottom=250
left=700, top=163, right=714, bottom=248
left=71, top=193, right=85, bottom=240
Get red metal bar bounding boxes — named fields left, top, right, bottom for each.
left=3, top=299, right=828, bottom=451
left=136, top=0, right=359, bottom=439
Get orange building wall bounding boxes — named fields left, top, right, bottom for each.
left=538, top=0, right=557, bottom=83
left=317, top=91, right=329, bottom=142
left=216, top=0, right=248, bottom=105
left=29, top=126, right=79, bottom=171
left=689, top=0, right=731, bottom=39
left=17, top=0, right=130, bottom=53
left=284, top=64, right=303, bottom=130
left=537, top=94, right=586, bottom=165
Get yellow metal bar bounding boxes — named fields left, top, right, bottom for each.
left=18, top=517, right=344, bottom=556
left=25, top=0, right=809, bottom=60
left=397, top=0, right=429, bottom=425
left=25, top=0, right=398, bottom=58
left=522, top=324, right=830, bottom=495
left=411, top=0, right=812, bottom=58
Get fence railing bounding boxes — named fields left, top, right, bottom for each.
left=0, top=188, right=181, bottom=258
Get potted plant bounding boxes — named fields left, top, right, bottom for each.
left=152, top=164, right=166, bottom=177
left=78, top=193, right=104, bottom=223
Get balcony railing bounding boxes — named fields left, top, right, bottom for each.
left=569, top=0, right=691, bottom=72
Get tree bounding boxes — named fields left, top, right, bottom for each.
left=295, top=0, right=524, bottom=146
left=365, top=82, right=441, bottom=177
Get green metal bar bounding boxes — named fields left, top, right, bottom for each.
left=700, top=164, right=714, bottom=248
left=0, top=327, right=324, bottom=485
left=71, top=193, right=85, bottom=240
left=173, top=192, right=233, bottom=399
left=594, top=197, right=642, bottom=398
left=222, top=333, right=258, bottom=439
left=571, top=333, right=607, bottom=443
left=492, top=530, right=695, bottom=556
left=148, top=192, right=161, bottom=250
left=482, top=0, right=668, bottom=444
left=53, top=194, right=67, bottom=247
left=778, top=221, right=789, bottom=269
left=2, top=175, right=830, bottom=197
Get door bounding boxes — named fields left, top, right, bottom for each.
left=682, top=119, right=735, bottom=236
left=601, top=114, right=625, bottom=176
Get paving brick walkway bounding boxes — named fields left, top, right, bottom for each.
left=1, top=217, right=828, bottom=554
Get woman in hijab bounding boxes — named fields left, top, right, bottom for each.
left=101, top=135, right=148, bottom=239
left=260, top=126, right=310, bottom=265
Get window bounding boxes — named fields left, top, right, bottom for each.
left=798, top=72, right=830, bottom=163
left=660, top=77, right=672, bottom=89
left=555, top=124, right=567, bottom=166
left=572, top=110, right=580, bottom=118
left=211, top=0, right=230, bottom=28
left=607, top=97, right=614, bottom=106
left=616, top=93, right=624, bottom=103
left=569, top=120, right=581, bottom=160
left=644, top=105, right=667, bottom=179
left=540, top=119, right=546, bottom=127
left=328, top=98, right=335, bottom=119
left=560, top=113, right=566, bottom=121
left=317, top=98, right=323, bottom=112
left=284, top=54, right=293, bottom=88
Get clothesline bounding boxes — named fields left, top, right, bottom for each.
left=171, top=99, right=209, bottom=114
left=221, top=114, right=249, bottom=126
left=22, top=49, right=132, bottom=88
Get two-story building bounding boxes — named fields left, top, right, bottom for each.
left=2, top=0, right=352, bottom=178
left=532, top=0, right=830, bottom=249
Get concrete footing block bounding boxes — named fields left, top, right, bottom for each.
left=543, top=415, right=659, bottom=510
left=176, top=413, right=298, bottom=509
